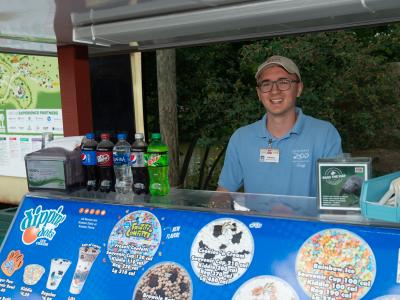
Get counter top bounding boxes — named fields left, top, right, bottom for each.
left=27, top=188, right=400, bottom=229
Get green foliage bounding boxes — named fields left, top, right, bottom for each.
left=176, top=43, right=257, bottom=146
left=146, top=24, right=400, bottom=189
left=174, top=25, right=400, bottom=151
left=240, top=29, right=400, bottom=150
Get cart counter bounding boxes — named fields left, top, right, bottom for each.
left=0, top=189, right=399, bottom=300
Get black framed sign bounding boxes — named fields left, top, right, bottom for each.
left=317, top=158, right=371, bottom=211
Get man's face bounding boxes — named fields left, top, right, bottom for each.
left=256, top=66, right=303, bottom=118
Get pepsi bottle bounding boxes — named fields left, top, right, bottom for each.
left=81, top=133, right=98, bottom=191
left=131, top=133, right=149, bottom=194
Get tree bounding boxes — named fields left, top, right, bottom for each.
left=156, top=49, right=179, bottom=187
left=175, top=43, right=254, bottom=187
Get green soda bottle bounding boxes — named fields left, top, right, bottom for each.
left=146, top=133, right=170, bottom=196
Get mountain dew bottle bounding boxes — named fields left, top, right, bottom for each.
left=147, top=133, right=170, bottom=196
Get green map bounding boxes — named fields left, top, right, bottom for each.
left=0, top=53, right=61, bottom=110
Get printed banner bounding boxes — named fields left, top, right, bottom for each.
left=0, top=53, right=62, bottom=177
left=0, top=195, right=400, bottom=299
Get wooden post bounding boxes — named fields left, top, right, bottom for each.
left=57, top=45, right=93, bottom=136
left=130, top=52, right=145, bottom=135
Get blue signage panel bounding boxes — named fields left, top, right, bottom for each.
left=0, top=195, right=400, bottom=300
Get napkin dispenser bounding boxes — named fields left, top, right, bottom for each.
left=25, top=147, right=84, bottom=191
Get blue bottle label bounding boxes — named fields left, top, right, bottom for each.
left=113, top=152, right=130, bottom=166
left=81, top=150, right=97, bottom=166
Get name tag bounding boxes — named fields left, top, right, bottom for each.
left=260, top=148, right=279, bottom=163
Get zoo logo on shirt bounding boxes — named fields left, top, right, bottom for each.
left=292, top=149, right=310, bottom=168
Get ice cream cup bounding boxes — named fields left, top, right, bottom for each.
left=23, top=264, right=45, bottom=286
left=46, top=258, right=71, bottom=290
left=69, top=244, right=101, bottom=295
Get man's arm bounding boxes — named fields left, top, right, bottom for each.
left=323, top=125, right=343, bottom=157
left=217, top=130, right=243, bottom=192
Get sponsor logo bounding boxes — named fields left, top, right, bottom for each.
left=130, top=153, right=137, bottom=164
left=249, top=222, right=262, bottom=229
left=97, top=154, right=110, bottom=164
left=80, top=153, right=87, bottom=162
left=20, top=205, right=67, bottom=245
left=322, top=167, right=346, bottom=185
left=148, top=155, right=161, bottom=166
left=113, top=154, right=128, bottom=164
left=355, top=167, right=364, bottom=173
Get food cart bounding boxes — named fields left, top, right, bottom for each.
left=1, top=1, right=400, bottom=299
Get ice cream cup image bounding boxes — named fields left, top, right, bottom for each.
left=46, top=258, right=71, bottom=290
left=133, top=262, right=193, bottom=300
left=296, top=228, right=376, bottom=300
left=23, top=264, right=45, bottom=286
left=69, top=244, right=101, bottom=295
left=232, top=275, right=299, bottom=300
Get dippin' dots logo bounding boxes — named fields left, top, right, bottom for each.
left=322, top=167, right=346, bottom=185
left=19, top=205, right=67, bottom=245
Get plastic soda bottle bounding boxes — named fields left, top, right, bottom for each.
left=113, top=133, right=133, bottom=194
left=131, top=133, right=149, bottom=194
left=96, top=133, right=114, bottom=193
left=81, top=133, right=98, bottom=191
left=147, top=133, right=170, bottom=196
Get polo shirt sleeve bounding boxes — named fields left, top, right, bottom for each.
left=218, top=131, right=243, bottom=192
left=323, top=124, right=343, bottom=157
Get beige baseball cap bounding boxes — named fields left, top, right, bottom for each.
left=255, top=55, right=301, bottom=81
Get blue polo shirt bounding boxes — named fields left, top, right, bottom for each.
left=218, top=108, right=342, bottom=196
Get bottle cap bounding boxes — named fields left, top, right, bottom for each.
left=100, top=133, right=110, bottom=140
left=135, top=133, right=144, bottom=139
left=86, top=132, right=94, bottom=139
left=151, top=133, right=161, bottom=139
left=117, top=133, right=127, bottom=140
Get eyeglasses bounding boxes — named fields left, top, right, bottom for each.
left=258, top=78, right=300, bottom=93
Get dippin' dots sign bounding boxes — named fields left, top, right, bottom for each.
left=19, top=205, right=67, bottom=245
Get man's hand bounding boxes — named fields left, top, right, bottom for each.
left=216, top=185, right=229, bottom=192
left=209, top=187, right=232, bottom=209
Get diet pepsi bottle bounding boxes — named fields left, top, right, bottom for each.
left=113, top=133, right=133, bottom=194
left=81, top=133, right=98, bottom=191
left=96, top=133, right=114, bottom=193
left=131, top=133, right=149, bottom=194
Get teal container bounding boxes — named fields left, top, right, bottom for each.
left=360, top=171, right=400, bottom=222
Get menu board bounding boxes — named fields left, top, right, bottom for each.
left=1, top=194, right=400, bottom=299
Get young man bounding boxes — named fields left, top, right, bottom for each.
left=217, top=55, right=342, bottom=196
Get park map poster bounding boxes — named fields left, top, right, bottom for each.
left=0, top=53, right=63, bottom=177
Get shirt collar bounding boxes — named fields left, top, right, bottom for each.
left=257, top=107, right=305, bottom=138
